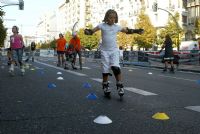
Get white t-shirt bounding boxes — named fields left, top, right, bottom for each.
left=97, top=23, right=122, bottom=51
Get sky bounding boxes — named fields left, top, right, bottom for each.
left=0, top=0, right=62, bottom=36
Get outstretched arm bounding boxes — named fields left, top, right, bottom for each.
left=84, top=27, right=100, bottom=35
left=121, top=27, right=144, bottom=34
left=159, top=44, right=165, bottom=53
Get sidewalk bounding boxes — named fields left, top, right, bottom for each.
left=123, top=61, right=200, bottom=73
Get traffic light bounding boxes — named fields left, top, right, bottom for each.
left=153, top=2, right=158, bottom=12
left=19, top=0, right=24, bottom=10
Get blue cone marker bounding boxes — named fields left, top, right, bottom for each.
left=86, top=93, right=97, bottom=100
left=38, top=71, right=44, bottom=75
left=48, top=83, right=56, bottom=89
left=83, top=82, right=91, bottom=88
left=197, top=80, right=200, bottom=85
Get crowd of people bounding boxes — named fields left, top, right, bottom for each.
left=5, top=9, right=183, bottom=97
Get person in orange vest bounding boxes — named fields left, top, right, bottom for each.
left=56, top=33, right=67, bottom=67
left=69, top=32, right=82, bottom=70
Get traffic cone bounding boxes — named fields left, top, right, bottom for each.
left=93, top=115, right=112, bottom=124
left=57, top=77, right=64, bottom=80
left=196, top=80, right=200, bottom=84
left=86, top=93, right=97, bottom=100
left=48, top=83, right=56, bottom=89
left=83, top=82, right=91, bottom=88
left=57, top=72, right=62, bottom=75
left=152, top=112, right=170, bottom=120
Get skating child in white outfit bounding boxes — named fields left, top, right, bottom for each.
left=84, top=9, right=143, bottom=96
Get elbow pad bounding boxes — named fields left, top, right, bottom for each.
left=84, top=29, right=93, bottom=35
left=127, top=28, right=144, bottom=34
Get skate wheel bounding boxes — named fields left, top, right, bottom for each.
left=104, top=92, right=111, bottom=97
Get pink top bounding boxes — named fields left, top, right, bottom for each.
left=10, top=35, right=23, bottom=49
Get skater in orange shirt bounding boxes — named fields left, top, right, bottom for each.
left=69, top=32, right=82, bottom=70
left=56, top=33, right=67, bottom=67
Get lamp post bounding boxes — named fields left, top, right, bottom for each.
left=152, top=2, right=182, bottom=50
left=0, top=0, right=24, bottom=10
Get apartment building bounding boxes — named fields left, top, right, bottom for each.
left=186, top=0, right=200, bottom=39
left=36, top=0, right=188, bottom=42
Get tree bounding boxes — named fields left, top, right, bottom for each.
left=134, top=10, right=157, bottom=50
left=158, top=12, right=184, bottom=49
left=0, top=10, right=7, bottom=48
left=194, top=18, right=200, bottom=37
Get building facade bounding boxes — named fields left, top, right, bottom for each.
left=36, top=0, right=192, bottom=43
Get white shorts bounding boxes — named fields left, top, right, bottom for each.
left=101, top=50, right=120, bottom=73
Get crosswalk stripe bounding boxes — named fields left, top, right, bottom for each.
left=185, top=106, right=200, bottom=112
left=36, top=61, right=87, bottom=76
left=125, top=87, right=157, bottom=96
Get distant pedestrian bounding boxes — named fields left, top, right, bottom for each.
left=25, top=41, right=36, bottom=62
left=9, top=25, right=25, bottom=76
left=159, top=34, right=174, bottom=73
left=84, top=9, right=144, bottom=97
left=56, top=33, right=67, bottom=67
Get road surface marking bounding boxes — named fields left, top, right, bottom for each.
left=36, top=61, right=87, bottom=76
left=125, top=87, right=157, bottom=96
left=185, top=106, right=200, bottom=112
left=91, top=78, right=102, bottom=83
left=158, top=74, right=196, bottom=82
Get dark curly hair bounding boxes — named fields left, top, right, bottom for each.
left=103, top=9, right=118, bottom=23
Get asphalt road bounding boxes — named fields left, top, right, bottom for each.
left=0, top=56, right=200, bottom=134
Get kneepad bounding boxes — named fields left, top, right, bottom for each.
left=111, top=66, right=121, bottom=75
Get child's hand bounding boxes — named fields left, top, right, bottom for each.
left=126, top=28, right=144, bottom=34
left=84, top=29, right=93, bottom=35
left=137, top=28, right=144, bottom=34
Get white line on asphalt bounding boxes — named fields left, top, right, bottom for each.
left=91, top=78, right=157, bottom=96
left=124, top=87, right=157, bottom=96
left=90, top=78, right=112, bottom=83
left=158, top=74, right=196, bottom=82
left=185, top=106, right=200, bottom=112
left=91, top=78, right=102, bottom=83
left=36, top=61, right=87, bottom=76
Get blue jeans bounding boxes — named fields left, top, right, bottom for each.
left=11, top=48, right=24, bottom=66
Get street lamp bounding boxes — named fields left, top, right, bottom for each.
left=152, top=2, right=182, bottom=50
left=0, top=0, right=24, bottom=10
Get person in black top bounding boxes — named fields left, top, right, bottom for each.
left=159, top=34, right=174, bottom=73
left=25, top=41, right=36, bottom=62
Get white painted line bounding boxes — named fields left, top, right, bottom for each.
left=91, top=78, right=102, bottom=83
left=90, top=78, right=112, bottom=84
left=83, top=67, right=91, bottom=69
left=185, top=106, right=200, bottom=112
left=124, top=87, right=157, bottom=96
left=36, top=61, right=87, bottom=76
left=158, top=74, right=196, bottom=82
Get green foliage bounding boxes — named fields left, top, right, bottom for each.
left=158, top=12, right=184, bottom=49
left=134, top=10, right=157, bottom=50
left=49, top=39, right=56, bottom=49
left=194, top=18, right=200, bottom=36
left=0, top=10, right=7, bottom=48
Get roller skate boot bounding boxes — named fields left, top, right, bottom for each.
left=162, top=67, right=167, bottom=72
left=170, top=66, right=175, bottom=73
left=102, top=82, right=111, bottom=97
left=116, top=82, right=124, bottom=97
left=9, top=64, right=14, bottom=76
left=20, top=66, right=25, bottom=76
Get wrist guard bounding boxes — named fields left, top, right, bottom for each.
left=84, top=29, right=93, bottom=35
left=127, top=28, right=144, bottom=34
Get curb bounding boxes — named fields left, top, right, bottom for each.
left=123, top=62, right=200, bottom=74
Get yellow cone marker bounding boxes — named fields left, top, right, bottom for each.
left=152, top=112, right=170, bottom=120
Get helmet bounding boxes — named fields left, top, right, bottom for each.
left=72, top=32, right=77, bottom=37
